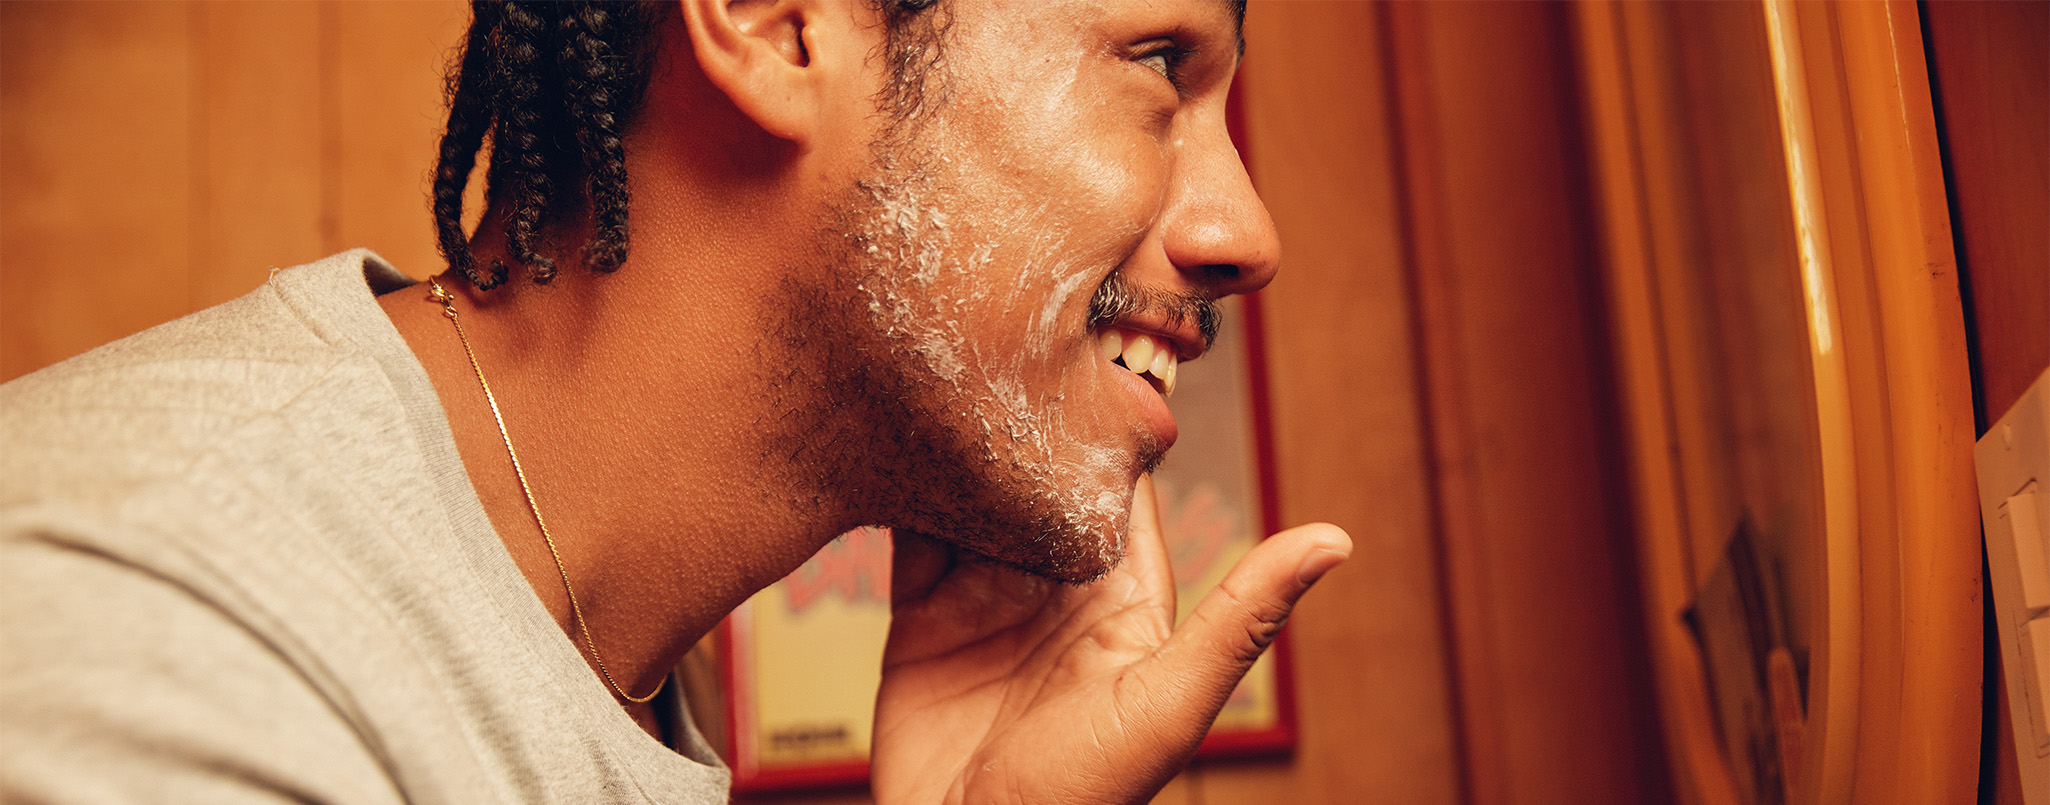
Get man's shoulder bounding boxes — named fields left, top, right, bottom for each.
left=1, top=249, right=409, bottom=414
left=0, top=250, right=416, bottom=504
left=0, top=249, right=437, bottom=608
left=0, top=250, right=500, bottom=801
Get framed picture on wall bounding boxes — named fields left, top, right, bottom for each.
left=712, top=293, right=1298, bottom=794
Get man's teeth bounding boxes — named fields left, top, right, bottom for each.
left=1097, top=328, right=1179, bottom=396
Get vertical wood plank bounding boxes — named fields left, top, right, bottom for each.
left=0, top=2, right=195, bottom=381
left=189, top=1, right=325, bottom=309
left=1197, top=3, right=1465, bottom=803
left=1924, top=0, right=2050, bottom=429
left=332, top=0, right=474, bottom=280
left=1388, top=1, right=1668, bottom=800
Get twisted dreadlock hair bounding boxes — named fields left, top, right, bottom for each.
left=432, top=0, right=947, bottom=291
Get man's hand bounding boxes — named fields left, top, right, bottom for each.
left=870, top=476, right=1351, bottom=805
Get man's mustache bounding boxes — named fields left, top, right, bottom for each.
left=1084, top=269, right=1221, bottom=353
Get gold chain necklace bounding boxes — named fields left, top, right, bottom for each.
left=427, top=278, right=664, bottom=704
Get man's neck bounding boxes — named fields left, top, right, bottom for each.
left=376, top=252, right=856, bottom=730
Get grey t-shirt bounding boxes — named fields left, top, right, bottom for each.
left=0, top=250, right=730, bottom=803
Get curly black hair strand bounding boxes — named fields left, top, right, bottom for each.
left=431, top=1, right=943, bottom=289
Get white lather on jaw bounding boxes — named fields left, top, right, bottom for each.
left=1097, top=328, right=1179, bottom=396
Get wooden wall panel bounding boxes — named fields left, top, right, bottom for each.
left=0, top=0, right=467, bottom=383
left=333, top=1, right=476, bottom=279
left=191, top=1, right=325, bottom=308
left=1201, top=3, right=1465, bottom=804
left=1, top=2, right=195, bottom=380
left=1924, top=0, right=2050, bottom=431
left=1385, top=2, right=1668, bottom=801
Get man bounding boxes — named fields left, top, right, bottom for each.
left=0, top=0, right=1350, bottom=801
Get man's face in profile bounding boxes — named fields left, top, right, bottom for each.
left=804, top=0, right=1264, bottom=582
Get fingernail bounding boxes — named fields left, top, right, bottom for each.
left=1295, top=549, right=1347, bottom=586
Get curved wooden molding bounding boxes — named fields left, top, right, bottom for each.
left=1767, top=1, right=1981, bottom=799
left=1574, top=0, right=1981, bottom=800
left=1760, top=2, right=1864, bottom=799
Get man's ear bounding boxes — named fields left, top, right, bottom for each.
left=680, top=0, right=829, bottom=143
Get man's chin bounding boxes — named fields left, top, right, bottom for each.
left=962, top=538, right=1124, bottom=586
left=944, top=502, right=1133, bottom=585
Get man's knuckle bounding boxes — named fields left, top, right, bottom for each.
left=1235, top=613, right=1286, bottom=663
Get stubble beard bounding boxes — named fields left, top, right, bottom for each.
left=786, top=128, right=1163, bottom=585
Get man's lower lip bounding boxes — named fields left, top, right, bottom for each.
left=1110, top=362, right=1178, bottom=448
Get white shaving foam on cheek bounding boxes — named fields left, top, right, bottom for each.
left=852, top=175, right=967, bottom=383
left=847, top=89, right=1151, bottom=572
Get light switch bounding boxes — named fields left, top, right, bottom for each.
left=2008, top=482, right=2050, bottom=616
left=1976, top=367, right=2050, bottom=798
left=2027, top=620, right=2050, bottom=752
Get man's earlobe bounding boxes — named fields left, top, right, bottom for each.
left=680, top=0, right=823, bottom=143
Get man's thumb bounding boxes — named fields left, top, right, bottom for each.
left=1146, top=522, right=1351, bottom=716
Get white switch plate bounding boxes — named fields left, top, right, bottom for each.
left=1977, top=366, right=2050, bottom=804
left=2009, top=483, right=2050, bottom=616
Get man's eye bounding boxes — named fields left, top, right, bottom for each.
left=1139, top=52, right=1172, bottom=79
left=1132, top=43, right=1191, bottom=91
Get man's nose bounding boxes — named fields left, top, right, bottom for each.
left=1161, top=118, right=1282, bottom=298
